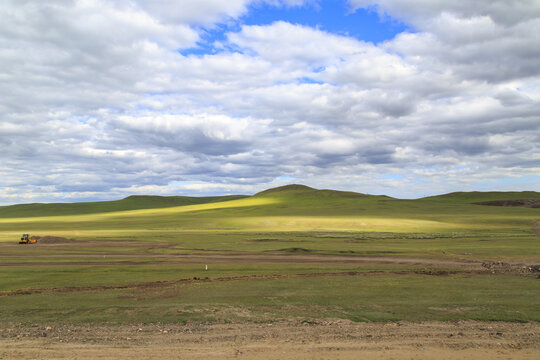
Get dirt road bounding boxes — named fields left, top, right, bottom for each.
left=1, top=321, right=538, bottom=359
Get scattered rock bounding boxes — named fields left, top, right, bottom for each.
left=481, top=261, right=540, bottom=275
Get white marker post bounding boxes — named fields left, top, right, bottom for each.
left=205, top=264, right=208, bottom=271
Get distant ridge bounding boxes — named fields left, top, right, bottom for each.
left=0, top=194, right=247, bottom=218
left=1, top=185, right=538, bottom=218
left=421, top=191, right=540, bottom=203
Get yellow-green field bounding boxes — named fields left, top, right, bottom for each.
left=0, top=185, right=539, bottom=324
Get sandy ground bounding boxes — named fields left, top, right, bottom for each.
left=1, top=321, right=539, bottom=359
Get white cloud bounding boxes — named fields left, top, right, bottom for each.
left=228, top=21, right=361, bottom=67
left=353, top=1, right=540, bottom=83
left=131, top=0, right=249, bottom=26
left=0, top=0, right=539, bottom=204
left=349, top=0, right=540, bottom=27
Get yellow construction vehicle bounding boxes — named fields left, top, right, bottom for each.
left=19, top=234, right=37, bottom=244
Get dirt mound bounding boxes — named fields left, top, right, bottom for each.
left=32, top=236, right=77, bottom=244
left=473, top=199, right=540, bottom=208
left=481, top=261, right=540, bottom=276
left=278, top=247, right=312, bottom=253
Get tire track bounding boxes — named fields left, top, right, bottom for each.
left=0, top=270, right=478, bottom=297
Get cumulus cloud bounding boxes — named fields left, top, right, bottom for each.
left=131, top=0, right=250, bottom=26
left=110, top=113, right=270, bottom=156
left=353, top=0, right=540, bottom=82
left=349, top=0, right=540, bottom=27
left=0, top=0, right=538, bottom=204
left=228, top=21, right=361, bottom=68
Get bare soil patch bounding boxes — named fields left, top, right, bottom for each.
left=32, top=235, right=77, bottom=244
left=0, top=321, right=538, bottom=359
left=473, top=199, right=540, bottom=208
left=482, top=261, right=540, bottom=275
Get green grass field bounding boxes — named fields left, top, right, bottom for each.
left=1, top=185, right=539, bottom=324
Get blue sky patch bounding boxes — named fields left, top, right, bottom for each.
left=244, top=0, right=408, bottom=43
left=276, top=176, right=296, bottom=181
left=181, top=0, right=409, bottom=56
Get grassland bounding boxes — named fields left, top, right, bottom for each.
left=0, top=184, right=539, bottom=325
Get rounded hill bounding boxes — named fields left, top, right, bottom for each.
left=255, top=184, right=390, bottom=199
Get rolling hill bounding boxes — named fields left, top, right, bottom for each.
left=0, top=194, right=248, bottom=218
left=0, top=185, right=538, bottom=242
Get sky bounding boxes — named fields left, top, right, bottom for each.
left=0, top=0, right=539, bottom=204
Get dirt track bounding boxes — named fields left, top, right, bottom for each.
left=0, top=269, right=474, bottom=297
left=0, top=252, right=484, bottom=267
left=0, top=239, right=499, bottom=268
left=1, top=321, right=539, bottom=359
